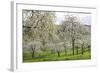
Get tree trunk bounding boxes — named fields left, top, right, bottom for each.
left=65, top=48, right=67, bottom=56
left=76, top=48, right=78, bottom=55
left=88, top=45, right=91, bottom=52
left=72, top=38, right=75, bottom=55
left=57, top=50, right=60, bottom=57
left=81, top=44, right=84, bottom=55
left=32, top=48, right=35, bottom=58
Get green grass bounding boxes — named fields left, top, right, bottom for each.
left=23, top=50, right=91, bottom=63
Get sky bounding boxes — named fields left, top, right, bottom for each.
left=55, top=12, right=91, bottom=25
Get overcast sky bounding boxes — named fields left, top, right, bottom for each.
left=55, top=12, right=91, bottom=25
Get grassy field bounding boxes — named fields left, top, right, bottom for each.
left=23, top=50, right=91, bottom=63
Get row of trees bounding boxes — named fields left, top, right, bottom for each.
left=23, top=10, right=91, bottom=58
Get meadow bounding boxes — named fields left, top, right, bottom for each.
left=23, top=49, right=91, bottom=62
